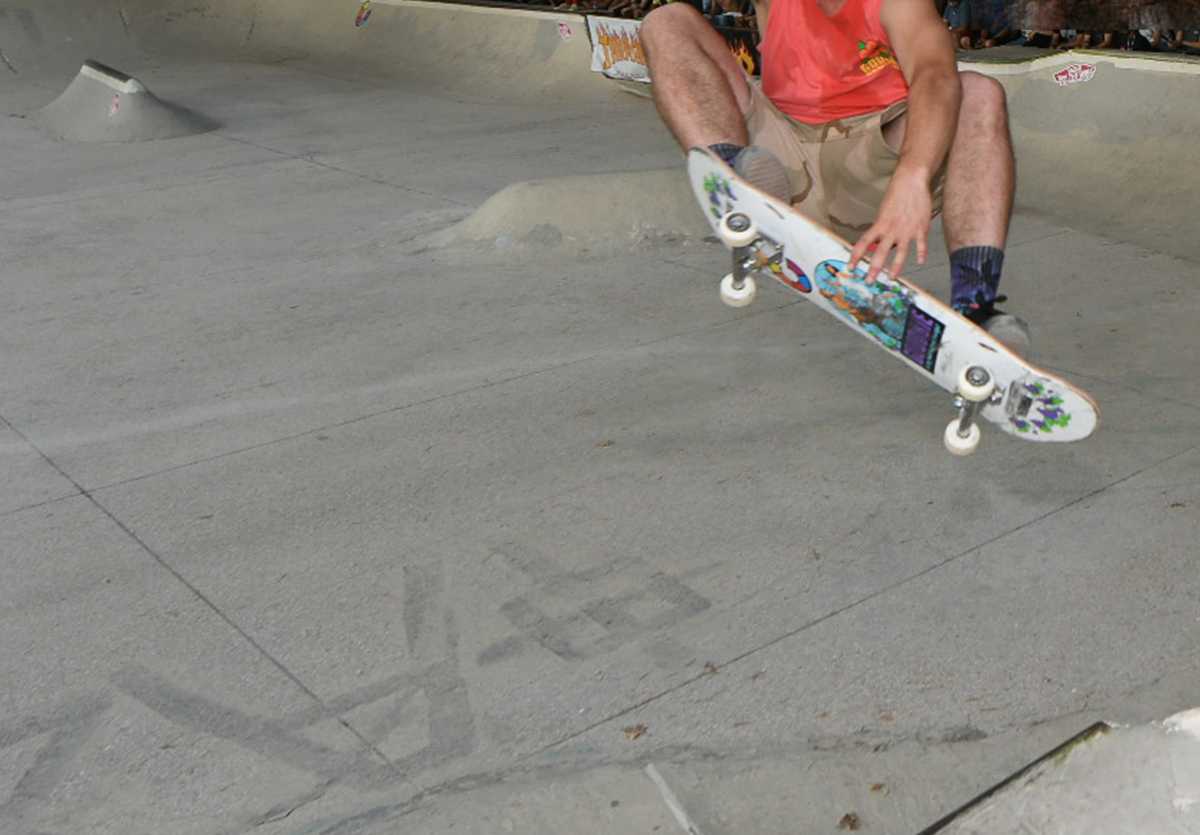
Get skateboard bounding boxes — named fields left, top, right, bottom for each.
left=687, top=146, right=1099, bottom=455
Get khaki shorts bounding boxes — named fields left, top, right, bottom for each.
left=743, top=80, right=945, bottom=241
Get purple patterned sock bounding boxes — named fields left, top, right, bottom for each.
left=709, top=143, right=744, bottom=166
left=950, top=246, right=1004, bottom=312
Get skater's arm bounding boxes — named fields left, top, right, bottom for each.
left=881, top=0, right=962, bottom=185
left=848, top=0, right=961, bottom=281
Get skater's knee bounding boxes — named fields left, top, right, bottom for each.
left=959, top=71, right=1007, bottom=116
left=641, top=3, right=706, bottom=57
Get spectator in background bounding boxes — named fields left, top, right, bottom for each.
left=1013, top=0, right=1065, bottom=47
left=707, top=0, right=753, bottom=28
left=1017, top=29, right=1061, bottom=47
left=942, top=0, right=974, bottom=47
left=1065, top=29, right=1118, bottom=47
left=556, top=0, right=660, bottom=17
left=964, top=0, right=1017, bottom=48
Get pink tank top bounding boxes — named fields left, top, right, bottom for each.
left=760, top=0, right=910, bottom=124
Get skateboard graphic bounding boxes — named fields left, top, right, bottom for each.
left=687, top=147, right=1099, bottom=455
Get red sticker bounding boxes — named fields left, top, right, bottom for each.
left=355, top=1, right=372, bottom=28
left=784, top=259, right=812, bottom=293
left=1053, top=62, right=1096, bottom=86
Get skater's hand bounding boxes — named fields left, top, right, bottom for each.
left=848, top=166, right=932, bottom=283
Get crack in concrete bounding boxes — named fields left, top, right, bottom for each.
left=250, top=783, right=332, bottom=828
left=522, top=441, right=1200, bottom=760
left=0, top=410, right=401, bottom=780
left=218, top=133, right=471, bottom=207
left=264, top=715, right=1099, bottom=835
left=69, top=299, right=750, bottom=495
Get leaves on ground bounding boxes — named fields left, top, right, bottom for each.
left=623, top=723, right=648, bottom=741
left=838, top=812, right=861, bottom=830
left=870, top=783, right=888, bottom=794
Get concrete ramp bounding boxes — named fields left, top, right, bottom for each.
left=922, top=710, right=1200, bottom=834
left=1, top=0, right=604, bottom=99
left=36, top=60, right=216, bottom=142
left=966, top=49, right=1200, bottom=261
left=6, top=3, right=1195, bottom=256
left=0, top=1, right=139, bottom=80
left=432, top=168, right=710, bottom=252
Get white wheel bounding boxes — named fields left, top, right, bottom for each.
left=719, top=272, right=757, bottom=307
left=956, top=366, right=995, bottom=403
left=944, top=419, right=982, bottom=456
left=718, top=212, right=758, bottom=248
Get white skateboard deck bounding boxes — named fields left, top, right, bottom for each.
left=688, top=147, right=1099, bottom=446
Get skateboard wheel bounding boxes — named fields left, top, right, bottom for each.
left=718, top=212, right=758, bottom=248
left=944, top=419, right=982, bottom=456
left=719, top=272, right=756, bottom=307
left=956, top=366, right=995, bottom=403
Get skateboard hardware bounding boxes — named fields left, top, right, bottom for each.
left=1005, top=379, right=1035, bottom=419
left=718, top=212, right=782, bottom=308
left=944, top=366, right=994, bottom=455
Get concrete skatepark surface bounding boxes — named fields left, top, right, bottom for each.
left=1, top=2, right=1199, bottom=833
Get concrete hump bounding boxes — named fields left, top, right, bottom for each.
left=433, top=169, right=711, bottom=253
left=37, top=60, right=216, bottom=142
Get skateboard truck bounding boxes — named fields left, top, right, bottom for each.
left=945, top=365, right=996, bottom=455
left=717, top=212, right=781, bottom=308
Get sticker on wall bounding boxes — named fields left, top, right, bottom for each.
left=731, top=41, right=755, bottom=75
left=586, top=17, right=649, bottom=82
left=784, top=258, right=812, bottom=293
left=1053, top=62, right=1096, bottom=86
left=109, top=94, right=121, bottom=116
left=557, top=22, right=574, bottom=41
left=355, top=0, right=372, bottom=28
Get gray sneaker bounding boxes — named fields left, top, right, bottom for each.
left=960, top=294, right=1032, bottom=358
left=983, top=313, right=1032, bottom=358
left=732, top=145, right=792, bottom=204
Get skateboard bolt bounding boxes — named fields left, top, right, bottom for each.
left=966, top=367, right=990, bottom=387
left=727, top=213, right=751, bottom=233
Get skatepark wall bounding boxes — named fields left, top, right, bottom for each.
left=4, top=2, right=1199, bottom=258
left=0, top=1, right=139, bottom=80
left=0, top=0, right=604, bottom=99
left=963, top=50, right=1200, bottom=261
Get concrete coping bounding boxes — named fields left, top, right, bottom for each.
left=961, top=47, right=1200, bottom=76
left=79, top=60, right=147, bottom=94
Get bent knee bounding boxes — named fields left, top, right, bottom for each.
left=959, top=71, right=1007, bottom=112
left=641, top=3, right=707, bottom=53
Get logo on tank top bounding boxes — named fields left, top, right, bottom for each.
left=856, top=40, right=899, bottom=75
